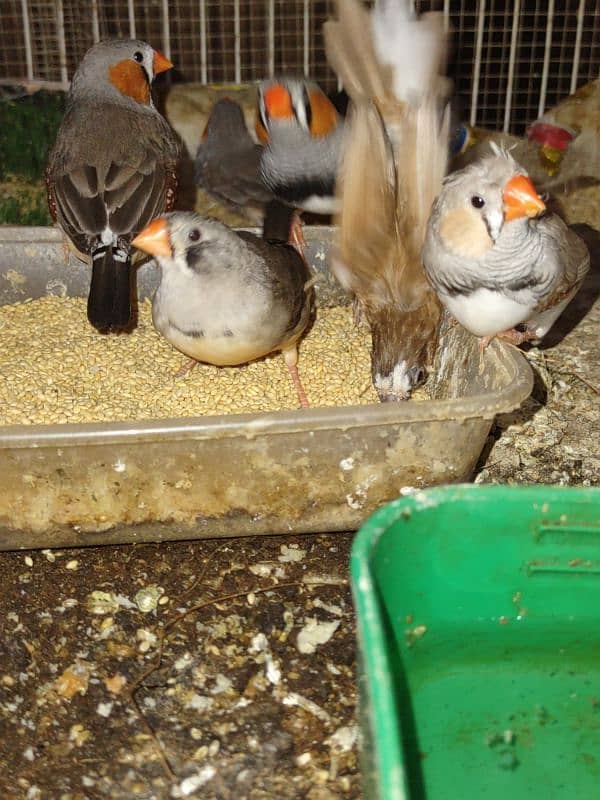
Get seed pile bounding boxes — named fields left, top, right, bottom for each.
left=0, top=297, right=380, bottom=425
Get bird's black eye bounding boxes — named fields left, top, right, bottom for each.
left=133, top=51, right=144, bottom=63
left=471, top=194, right=485, bottom=209
left=188, top=228, right=201, bottom=242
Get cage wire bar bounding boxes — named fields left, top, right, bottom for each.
left=0, top=0, right=598, bottom=134
left=470, top=0, right=486, bottom=126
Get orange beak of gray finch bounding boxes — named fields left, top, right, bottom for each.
left=503, top=174, right=546, bottom=221
left=132, top=218, right=172, bottom=257
left=152, top=50, right=174, bottom=75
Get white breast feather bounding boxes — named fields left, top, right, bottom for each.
left=442, top=288, right=532, bottom=337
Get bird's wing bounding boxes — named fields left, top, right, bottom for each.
left=197, top=144, right=272, bottom=209
left=47, top=104, right=179, bottom=250
left=236, top=228, right=313, bottom=342
left=195, top=99, right=273, bottom=211
left=323, top=2, right=390, bottom=106
left=333, top=101, right=399, bottom=308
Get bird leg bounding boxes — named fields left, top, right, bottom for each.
left=60, top=233, right=86, bottom=266
left=478, top=335, right=494, bottom=353
left=175, top=357, right=198, bottom=378
left=289, top=210, right=306, bottom=255
left=283, top=346, right=309, bottom=408
left=62, top=237, right=72, bottom=266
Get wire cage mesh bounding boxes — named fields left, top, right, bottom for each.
left=0, top=1, right=598, bottom=134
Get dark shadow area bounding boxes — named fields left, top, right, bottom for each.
left=474, top=360, right=549, bottom=477
left=378, top=596, right=427, bottom=800
left=173, top=150, right=199, bottom=214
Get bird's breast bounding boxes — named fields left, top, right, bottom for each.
left=442, top=287, right=533, bottom=337
left=153, top=272, right=288, bottom=366
left=160, top=324, right=279, bottom=366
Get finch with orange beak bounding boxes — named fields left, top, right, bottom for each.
left=46, top=39, right=181, bottom=332
left=423, top=144, right=590, bottom=348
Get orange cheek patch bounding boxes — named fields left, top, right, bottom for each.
left=439, top=206, right=493, bottom=259
left=263, top=84, right=293, bottom=119
left=309, top=91, right=339, bottom=138
left=108, top=60, right=150, bottom=105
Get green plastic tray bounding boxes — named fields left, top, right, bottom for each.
left=351, top=485, right=600, bottom=800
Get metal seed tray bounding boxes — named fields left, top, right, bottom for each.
left=0, top=226, right=532, bottom=550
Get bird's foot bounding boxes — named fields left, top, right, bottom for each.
left=62, top=238, right=71, bottom=266
left=175, top=357, right=198, bottom=378
left=498, top=327, right=538, bottom=346
left=479, top=327, right=537, bottom=353
left=288, top=363, right=310, bottom=408
left=289, top=210, right=306, bottom=255
left=476, top=337, right=491, bottom=375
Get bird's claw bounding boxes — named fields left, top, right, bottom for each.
left=498, top=328, right=538, bottom=346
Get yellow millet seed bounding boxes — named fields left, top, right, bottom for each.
left=0, top=297, right=384, bottom=425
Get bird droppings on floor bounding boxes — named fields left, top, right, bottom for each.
left=0, top=534, right=360, bottom=799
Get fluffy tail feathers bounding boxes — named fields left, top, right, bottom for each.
left=324, top=0, right=449, bottom=308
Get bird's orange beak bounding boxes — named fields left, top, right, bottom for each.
left=153, top=50, right=173, bottom=75
left=503, top=174, right=546, bottom=221
left=132, top=218, right=172, bottom=257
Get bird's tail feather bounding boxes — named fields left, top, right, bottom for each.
left=323, top=2, right=389, bottom=106
left=334, top=102, right=398, bottom=306
left=87, top=245, right=132, bottom=331
left=401, top=98, right=450, bottom=263
left=325, top=0, right=448, bottom=310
